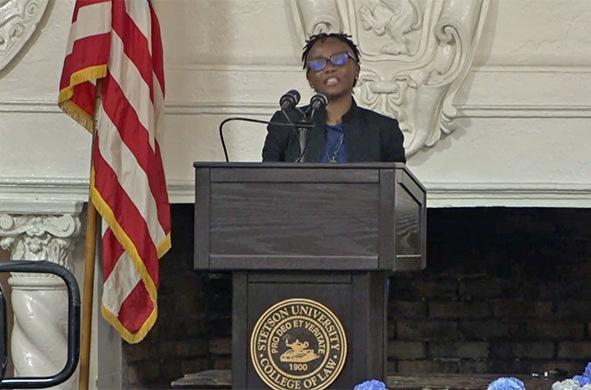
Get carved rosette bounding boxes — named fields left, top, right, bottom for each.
left=291, top=0, right=490, bottom=156
left=0, top=211, right=81, bottom=389
left=0, top=0, right=49, bottom=71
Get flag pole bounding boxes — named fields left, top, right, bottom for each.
left=78, top=82, right=102, bottom=390
left=79, top=196, right=97, bottom=390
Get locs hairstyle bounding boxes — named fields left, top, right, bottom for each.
left=301, top=33, right=361, bottom=69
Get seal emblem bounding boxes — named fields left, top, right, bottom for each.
left=250, top=298, right=347, bottom=390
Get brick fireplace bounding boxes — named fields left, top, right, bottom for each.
left=121, top=205, right=591, bottom=389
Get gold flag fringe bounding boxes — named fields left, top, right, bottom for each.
left=101, top=303, right=157, bottom=344
left=58, top=101, right=94, bottom=132
left=58, top=65, right=108, bottom=132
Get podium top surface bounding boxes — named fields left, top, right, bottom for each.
left=193, top=162, right=425, bottom=190
left=195, top=161, right=407, bottom=171
left=194, top=162, right=404, bottom=168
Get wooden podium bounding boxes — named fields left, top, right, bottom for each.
left=194, top=163, right=426, bottom=390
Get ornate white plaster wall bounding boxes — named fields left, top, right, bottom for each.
left=0, top=0, right=589, bottom=388
left=0, top=0, right=590, bottom=209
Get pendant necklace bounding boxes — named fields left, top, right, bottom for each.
left=326, top=132, right=345, bottom=163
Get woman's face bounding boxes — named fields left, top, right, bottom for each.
left=305, top=37, right=360, bottom=102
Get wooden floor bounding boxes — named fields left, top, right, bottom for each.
left=171, top=370, right=556, bottom=389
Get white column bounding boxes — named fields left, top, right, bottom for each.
left=0, top=200, right=83, bottom=390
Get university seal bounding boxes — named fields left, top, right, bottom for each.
left=250, top=298, right=347, bottom=390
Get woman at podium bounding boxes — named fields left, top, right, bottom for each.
left=262, top=33, right=406, bottom=163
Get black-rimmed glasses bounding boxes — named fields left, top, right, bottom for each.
left=307, top=51, right=356, bottom=72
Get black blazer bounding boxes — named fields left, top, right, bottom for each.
left=262, top=100, right=406, bottom=163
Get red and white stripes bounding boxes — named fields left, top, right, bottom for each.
left=59, top=0, right=170, bottom=343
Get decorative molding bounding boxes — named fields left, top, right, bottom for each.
left=165, top=63, right=302, bottom=72
left=166, top=180, right=591, bottom=208
left=0, top=0, right=49, bottom=71
left=3, top=65, right=591, bottom=116
left=165, top=103, right=277, bottom=116
left=162, top=63, right=591, bottom=75
left=0, top=100, right=63, bottom=113
left=0, top=212, right=81, bottom=271
left=4, top=99, right=591, bottom=118
left=0, top=100, right=279, bottom=116
left=1, top=178, right=591, bottom=208
left=0, top=178, right=90, bottom=202
left=424, top=182, right=591, bottom=208
left=4, top=101, right=591, bottom=119
left=455, top=105, right=591, bottom=119
left=291, top=0, right=491, bottom=155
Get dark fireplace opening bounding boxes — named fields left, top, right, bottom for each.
left=122, top=205, right=591, bottom=389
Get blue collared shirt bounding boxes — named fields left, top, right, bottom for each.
left=319, top=123, right=347, bottom=163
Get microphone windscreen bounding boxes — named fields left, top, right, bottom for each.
left=279, top=90, right=301, bottom=110
left=288, top=89, right=301, bottom=105
left=310, top=93, right=328, bottom=110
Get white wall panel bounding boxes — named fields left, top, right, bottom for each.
left=474, top=0, right=591, bottom=66
left=156, top=0, right=301, bottom=65
left=1, top=0, right=590, bottom=207
left=0, top=113, right=90, bottom=179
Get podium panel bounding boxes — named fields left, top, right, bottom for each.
left=194, top=163, right=426, bottom=272
left=233, top=272, right=387, bottom=390
left=194, top=163, right=426, bottom=389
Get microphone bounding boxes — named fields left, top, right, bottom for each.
left=278, top=89, right=308, bottom=162
left=295, top=94, right=328, bottom=162
left=279, top=89, right=301, bottom=110
left=309, top=93, right=328, bottom=111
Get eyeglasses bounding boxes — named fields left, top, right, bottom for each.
left=307, top=51, right=356, bottom=72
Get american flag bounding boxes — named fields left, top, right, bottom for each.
left=58, top=0, right=171, bottom=343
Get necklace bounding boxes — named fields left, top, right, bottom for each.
left=325, top=132, right=345, bottom=163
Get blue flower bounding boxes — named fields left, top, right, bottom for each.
left=573, top=362, right=591, bottom=386
left=487, top=377, right=526, bottom=390
left=573, top=375, right=591, bottom=386
left=353, top=379, right=388, bottom=390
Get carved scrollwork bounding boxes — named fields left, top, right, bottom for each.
left=357, top=67, right=415, bottom=124
left=0, top=0, right=49, bottom=71
left=358, top=0, right=421, bottom=56
left=290, top=0, right=490, bottom=156
left=0, top=213, right=81, bottom=273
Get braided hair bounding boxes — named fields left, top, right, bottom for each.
left=301, top=32, right=361, bottom=69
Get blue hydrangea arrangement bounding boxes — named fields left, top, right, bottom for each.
left=553, top=362, right=591, bottom=390
left=353, top=379, right=388, bottom=390
left=355, top=363, right=591, bottom=390
left=487, top=377, right=526, bottom=390
left=573, top=363, right=591, bottom=387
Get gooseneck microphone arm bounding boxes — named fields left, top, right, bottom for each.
left=218, top=91, right=327, bottom=163
left=218, top=117, right=313, bottom=163
left=295, top=93, right=329, bottom=162
left=294, top=112, right=310, bottom=163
